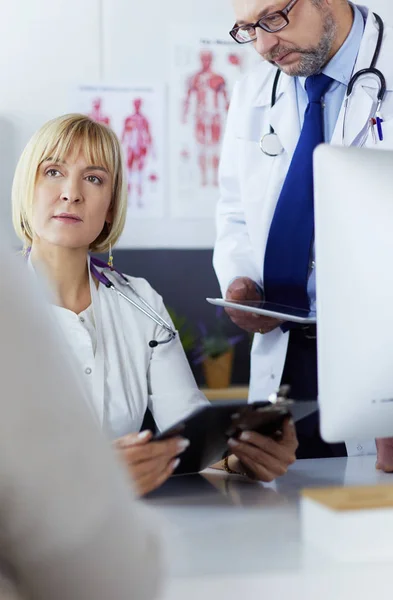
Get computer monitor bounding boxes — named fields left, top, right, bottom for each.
left=314, top=144, right=393, bottom=442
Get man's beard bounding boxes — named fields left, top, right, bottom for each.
left=265, top=12, right=337, bottom=77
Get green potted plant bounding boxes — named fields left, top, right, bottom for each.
left=167, top=307, right=196, bottom=355
left=193, top=307, right=243, bottom=389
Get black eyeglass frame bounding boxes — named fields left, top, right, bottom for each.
left=230, top=0, right=300, bottom=44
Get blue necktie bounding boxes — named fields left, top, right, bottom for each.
left=263, top=73, right=333, bottom=309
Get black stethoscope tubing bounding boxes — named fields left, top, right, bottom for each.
left=268, top=68, right=284, bottom=136
left=268, top=12, right=386, bottom=136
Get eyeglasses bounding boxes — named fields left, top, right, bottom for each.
left=230, top=0, right=300, bottom=44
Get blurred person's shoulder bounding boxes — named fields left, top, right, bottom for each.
left=0, top=572, right=22, bottom=600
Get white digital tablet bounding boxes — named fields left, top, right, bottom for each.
left=206, top=298, right=317, bottom=324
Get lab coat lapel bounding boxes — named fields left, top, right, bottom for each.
left=99, top=269, right=140, bottom=427
left=331, top=9, right=380, bottom=147
left=269, top=75, right=301, bottom=159
left=332, top=83, right=375, bottom=147
left=89, top=260, right=106, bottom=427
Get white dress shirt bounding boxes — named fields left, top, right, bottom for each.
left=32, top=257, right=208, bottom=440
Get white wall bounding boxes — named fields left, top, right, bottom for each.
left=0, top=0, right=233, bottom=248
left=0, top=0, right=392, bottom=247
left=366, top=0, right=391, bottom=21
left=0, top=0, right=101, bottom=243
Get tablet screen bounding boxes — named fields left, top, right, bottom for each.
left=206, top=298, right=316, bottom=324
left=220, top=300, right=315, bottom=320
left=154, top=401, right=318, bottom=476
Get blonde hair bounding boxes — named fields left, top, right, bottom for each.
left=12, top=113, right=128, bottom=253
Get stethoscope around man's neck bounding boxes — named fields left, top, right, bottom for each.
left=260, top=12, right=386, bottom=156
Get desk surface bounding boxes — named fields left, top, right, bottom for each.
left=149, top=456, right=393, bottom=600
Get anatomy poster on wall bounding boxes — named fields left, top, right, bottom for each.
left=170, top=32, right=259, bottom=219
left=72, top=84, right=165, bottom=236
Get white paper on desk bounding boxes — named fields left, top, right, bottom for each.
left=345, top=440, right=376, bottom=459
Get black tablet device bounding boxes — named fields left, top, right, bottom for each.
left=154, top=400, right=318, bottom=475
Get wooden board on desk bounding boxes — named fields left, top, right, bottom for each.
left=200, top=385, right=249, bottom=402
left=302, top=485, right=393, bottom=511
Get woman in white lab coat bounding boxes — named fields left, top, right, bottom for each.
left=12, top=114, right=298, bottom=495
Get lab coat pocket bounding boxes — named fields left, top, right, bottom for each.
left=365, top=88, right=393, bottom=148
left=353, top=86, right=393, bottom=149
left=237, top=137, right=276, bottom=204
left=234, top=104, right=267, bottom=143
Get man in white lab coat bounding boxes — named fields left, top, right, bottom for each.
left=213, top=0, right=393, bottom=462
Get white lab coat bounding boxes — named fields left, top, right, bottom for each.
left=30, top=257, right=208, bottom=439
left=214, top=7, right=393, bottom=406
left=84, top=265, right=209, bottom=437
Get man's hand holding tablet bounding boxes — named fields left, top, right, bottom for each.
left=224, top=277, right=282, bottom=334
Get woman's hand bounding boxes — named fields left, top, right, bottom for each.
left=227, top=419, right=298, bottom=482
left=114, top=431, right=189, bottom=496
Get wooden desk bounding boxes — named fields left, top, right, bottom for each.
left=200, top=385, right=249, bottom=402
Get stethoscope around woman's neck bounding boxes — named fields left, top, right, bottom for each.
left=26, top=248, right=177, bottom=348
left=260, top=12, right=386, bottom=156
left=89, top=256, right=177, bottom=348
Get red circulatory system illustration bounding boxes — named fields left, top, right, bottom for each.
left=89, top=98, right=111, bottom=126
left=121, top=98, right=155, bottom=207
left=182, top=50, right=230, bottom=187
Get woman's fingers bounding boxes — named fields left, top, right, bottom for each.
left=229, top=437, right=289, bottom=476
left=120, top=436, right=189, bottom=466
left=281, top=418, right=299, bottom=448
left=241, top=419, right=297, bottom=452
left=116, top=434, right=189, bottom=496
left=130, top=454, right=170, bottom=482
left=134, top=457, right=180, bottom=496
left=233, top=452, right=277, bottom=483
left=226, top=420, right=298, bottom=482
left=230, top=443, right=289, bottom=479
left=114, top=430, right=153, bottom=449
left=232, top=425, right=297, bottom=464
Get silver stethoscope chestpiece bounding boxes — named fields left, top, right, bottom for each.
left=260, top=132, right=284, bottom=157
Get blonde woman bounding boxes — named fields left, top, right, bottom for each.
left=12, top=114, right=298, bottom=495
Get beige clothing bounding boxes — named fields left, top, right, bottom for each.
left=0, top=243, right=163, bottom=599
